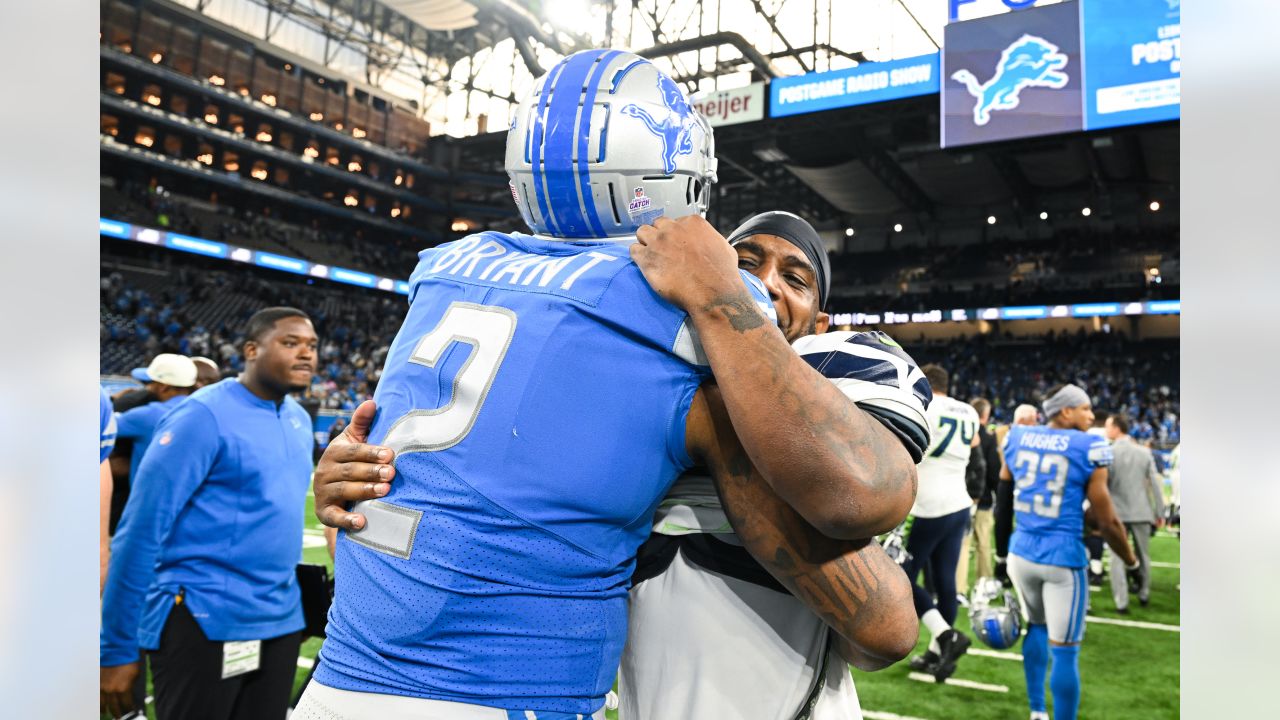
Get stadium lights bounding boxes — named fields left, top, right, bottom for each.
left=1149, top=267, right=1160, bottom=276
left=394, top=174, right=404, bottom=186
left=196, top=153, right=213, bottom=165
left=251, top=167, right=268, bottom=181
left=352, top=127, right=367, bottom=139
left=893, top=223, right=903, bottom=233
left=845, top=228, right=854, bottom=237
left=309, top=112, right=324, bottom=121
left=150, top=52, right=163, bottom=64
left=1149, top=200, right=1161, bottom=212
left=391, top=207, right=401, bottom=218
left=208, top=74, right=225, bottom=86
left=547, top=0, right=593, bottom=36
left=452, top=220, right=470, bottom=232
left=334, top=122, right=344, bottom=131
left=261, top=94, right=277, bottom=107
left=303, top=146, right=319, bottom=159
left=1040, top=211, right=1049, bottom=220
left=204, top=112, right=218, bottom=124
left=987, top=215, right=997, bottom=225
left=256, top=130, right=273, bottom=142
left=347, top=161, right=363, bottom=172
left=224, top=161, right=240, bottom=172
left=1081, top=207, right=1092, bottom=217
left=143, top=93, right=162, bottom=106
left=343, top=194, right=359, bottom=207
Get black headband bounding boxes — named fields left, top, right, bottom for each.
left=727, top=211, right=831, bottom=310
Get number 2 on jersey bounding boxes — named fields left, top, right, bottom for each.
left=1011, top=449, right=1069, bottom=519
left=382, top=302, right=517, bottom=454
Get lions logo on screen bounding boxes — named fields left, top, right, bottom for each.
left=621, top=75, right=697, bottom=174
left=951, top=34, right=1069, bottom=126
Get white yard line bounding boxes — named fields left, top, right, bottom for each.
left=1150, top=561, right=1179, bottom=569
left=298, top=656, right=315, bottom=669
left=864, top=710, right=931, bottom=720
left=968, top=647, right=1023, bottom=661
left=907, top=672, right=1009, bottom=693
left=1086, top=615, right=1180, bottom=632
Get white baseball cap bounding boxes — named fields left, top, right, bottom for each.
left=131, top=353, right=198, bottom=388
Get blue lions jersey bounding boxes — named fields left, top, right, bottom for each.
left=316, top=231, right=772, bottom=715
left=1005, top=425, right=1113, bottom=568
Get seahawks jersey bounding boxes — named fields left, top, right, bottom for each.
left=913, top=395, right=981, bottom=518
left=315, top=231, right=772, bottom=716
left=652, top=330, right=932, bottom=537
left=1004, top=425, right=1113, bottom=568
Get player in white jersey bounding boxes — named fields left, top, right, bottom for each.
left=903, top=364, right=985, bottom=682
left=620, top=213, right=931, bottom=720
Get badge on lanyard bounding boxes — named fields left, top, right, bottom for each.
left=221, top=640, right=262, bottom=679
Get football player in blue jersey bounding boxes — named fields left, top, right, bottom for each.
left=314, top=211, right=931, bottom=720
left=296, top=50, right=924, bottom=720
left=1001, top=384, right=1139, bottom=720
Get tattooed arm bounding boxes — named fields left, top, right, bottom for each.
left=691, top=385, right=919, bottom=670
left=634, top=215, right=917, bottom=538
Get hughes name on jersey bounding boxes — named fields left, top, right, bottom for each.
left=315, top=231, right=772, bottom=716
left=1004, top=425, right=1113, bottom=568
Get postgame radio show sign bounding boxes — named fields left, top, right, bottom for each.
left=768, top=54, right=939, bottom=118
left=691, top=83, right=765, bottom=127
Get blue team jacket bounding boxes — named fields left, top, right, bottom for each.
left=100, top=378, right=314, bottom=665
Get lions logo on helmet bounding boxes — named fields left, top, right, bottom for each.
left=969, top=577, right=1023, bottom=650
left=506, top=49, right=717, bottom=238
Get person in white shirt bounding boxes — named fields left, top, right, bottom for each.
left=904, top=364, right=984, bottom=682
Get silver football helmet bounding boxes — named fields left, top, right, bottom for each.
left=505, top=49, right=718, bottom=238
left=970, top=578, right=1023, bottom=650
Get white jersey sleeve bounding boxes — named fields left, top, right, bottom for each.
left=791, top=331, right=932, bottom=463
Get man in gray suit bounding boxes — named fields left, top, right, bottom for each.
left=1104, top=413, right=1166, bottom=611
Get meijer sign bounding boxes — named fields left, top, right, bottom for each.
left=691, top=83, right=765, bottom=127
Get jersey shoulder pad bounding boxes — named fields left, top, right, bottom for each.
left=792, top=331, right=931, bottom=462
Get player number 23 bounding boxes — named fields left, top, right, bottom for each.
left=1012, top=449, right=1069, bottom=519
left=383, top=302, right=517, bottom=453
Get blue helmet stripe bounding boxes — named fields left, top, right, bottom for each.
left=530, top=59, right=567, bottom=236
left=577, top=50, right=621, bottom=238
left=543, top=51, right=600, bottom=237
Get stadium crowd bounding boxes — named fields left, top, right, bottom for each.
left=101, top=264, right=403, bottom=411
left=101, top=263, right=1180, bottom=443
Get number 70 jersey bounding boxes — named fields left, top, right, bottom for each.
left=1003, top=424, right=1113, bottom=568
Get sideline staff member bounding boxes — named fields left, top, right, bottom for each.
left=100, top=308, right=318, bottom=719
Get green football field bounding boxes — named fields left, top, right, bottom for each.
left=119, top=492, right=1180, bottom=719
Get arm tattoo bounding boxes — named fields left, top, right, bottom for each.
left=700, top=290, right=767, bottom=333
left=712, top=431, right=901, bottom=650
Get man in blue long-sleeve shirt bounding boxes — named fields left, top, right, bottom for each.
left=101, top=307, right=318, bottom=720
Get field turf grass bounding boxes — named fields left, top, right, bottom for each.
left=117, top=494, right=1180, bottom=719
